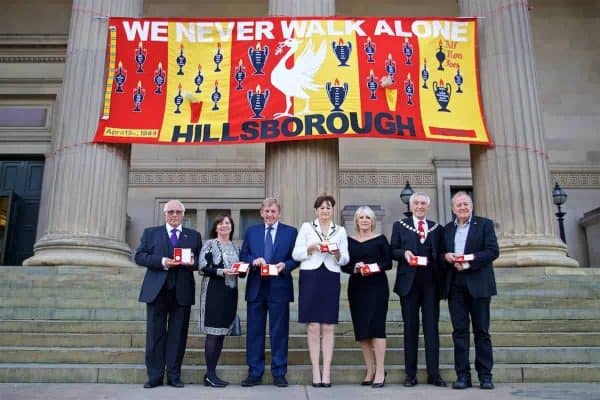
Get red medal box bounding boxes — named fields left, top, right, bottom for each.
left=173, top=247, right=182, bottom=262
left=260, top=264, right=279, bottom=277
left=360, top=263, right=380, bottom=275
left=455, top=254, right=474, bottom=263
left=231, top=262, right=249, bottom=273
left=320, top=242, right=339, bottom=253
left=409, top=256, right=428, bottom=267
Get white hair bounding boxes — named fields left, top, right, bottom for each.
left=163, top=199, right=185, bottom=213
left=409, top=192, right=431, bottom=206
left=354, top=206, right=376, bottom=232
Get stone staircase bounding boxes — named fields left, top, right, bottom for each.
left=0, top=265, right=599, bottom=384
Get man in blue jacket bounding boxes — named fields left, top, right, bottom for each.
left=444, top=192, right=499, bottom=390
left=239, top=198, right=298, bottom=387
left=135, top=199, right=202, bottom=389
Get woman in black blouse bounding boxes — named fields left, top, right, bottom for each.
left=342, top=206, right=392, bottom=388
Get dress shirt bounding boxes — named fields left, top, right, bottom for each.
left=453, top=217, right=471, bottom=255
left=265, top=221, right=279, bottom=244
left=412, top=216, right=428, bottom=240
left=292, top=219, right=349, bottom=272
left=163, top=223, right=183, bottom=268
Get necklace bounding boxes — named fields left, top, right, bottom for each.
left=398, top=219, right=439, bottom=244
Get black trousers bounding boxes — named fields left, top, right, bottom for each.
left=448, top=276, right=493, bottom=380
left=145, top=285, right=191, bottom=383
left=400, top=278, right=440, bottom=379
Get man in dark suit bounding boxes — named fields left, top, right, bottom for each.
left=239, top=198, right=298, bottom=387
left=391, top=192, right=447, bottom=387
left=443, top=191, right=499, bottom=390
left=134, top=199, right=202, bottom=389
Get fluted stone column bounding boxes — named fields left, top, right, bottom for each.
left=267, top=0, right=339, bottom=227
left=24, top=0, right=143, bottom=267
left=459, top=0, right=578, bottom=267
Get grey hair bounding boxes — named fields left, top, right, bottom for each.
left=163, top=199, right=186, bottom=213
left=260, top=197, right=281, bottom=212
left=409, top=192, right=431, bottom=206
left=451, top=191, right=473, bottom=206
left=354, top=206, right=376, bottom=233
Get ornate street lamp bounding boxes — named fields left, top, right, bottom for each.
left=552, top=182, right=568, bottom=244
left=400, top=180, right=414, bottom=218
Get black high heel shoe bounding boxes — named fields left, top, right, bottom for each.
left=371, top=371, right=387, bottom=389
left=203, top=374, right=227, bottom=388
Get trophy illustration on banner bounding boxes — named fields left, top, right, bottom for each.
left=454, top=64, right=464, bottom=93
left=436, top=39, right=446, bottom=71
left=385, top=53, right=397, bottom=83
left=214, top=42, right=223, bottom=72
left=174, top=83, right=184, bottom=114
left=363, top=37, right=376, bottom=63
left=433, top=79, right=452, bottom=112
left=211, top=80, right=221, bottom=110
left=325, top=78, right=349, bottom=112
left=184, top=93, right=203, bottom=124
left=248, top=42, right=269, bottom=75
left=132, top=80, right=145, bottom=112
left=403, top=38, right=413, bottom=65
left=234, top=59, right=246, bottom=90
left=194, top=64, right=204, bottom=93
left=247, top=84, right=270, bottom=119
left=176, top=44, right=186, bottom=75
left=332, top=38, right=352, bottom=66
left=135, top=42, right=146, bottom=73
left=114, top=61, right=126, bottom=93
left=404, top=73, right=414, bottom=105
left=366, top=69, right=378, bottom=100
left=421, top=58, right=429, bottom=89
left=153, top=62, right=166, bottom=94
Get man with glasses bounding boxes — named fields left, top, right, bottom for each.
left=135, top=199, right=202, bottom=389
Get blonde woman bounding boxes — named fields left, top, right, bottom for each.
left=342, top=206, right=392, bottom=388
left=292, top=194, right=349, bottom=387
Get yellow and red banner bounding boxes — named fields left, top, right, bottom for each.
left=94, top=16, right=491, bottom=146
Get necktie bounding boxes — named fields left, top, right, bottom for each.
left=170, top=228, right=178, bottom=246
left=264, top=226, right=274, bottom=263
left=418, top=220, right=425, bottom=243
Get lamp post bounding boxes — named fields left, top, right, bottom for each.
left=552, top=182, right=568, bottom=244
left=400, top=180, right=414, bottom=218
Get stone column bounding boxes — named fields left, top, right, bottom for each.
left=24, top=0, right=143, bottom=267
left=458, top=0, right=578, bottom=267
left=267, top=0, right=339, bottom=227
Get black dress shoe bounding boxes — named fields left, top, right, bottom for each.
left=143, top=380, right=163, bottom=389
left=273, top=376, right=288, bottom=387
left=204, top=374, right=227, bottom=388
left=452, top=376, right=472, bottom=389
left=167, top=378, right=184, bottom=388
left=479, top=378, right=494, bottom=390
left=427, top=375, right=447, bottom=387
left=372, top=371, right=386, bottom=388
left=403, top=376, right=418, bottom=387
left=241, top=375, right=262, bottom=387
left=321, top=383, right=332, bottom=388
left=361, top=380, right=373, bottom=386
left=311, top=382, right=321, bottom=388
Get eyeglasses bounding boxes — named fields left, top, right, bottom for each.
left=165, top=210, right=183, bottom=215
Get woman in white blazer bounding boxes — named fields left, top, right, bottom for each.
left=292, top=194, right=349, bottom=387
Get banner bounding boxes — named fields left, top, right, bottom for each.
left=93, top=16, right=491, bottom=146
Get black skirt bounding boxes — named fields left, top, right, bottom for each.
left=298, top=264, right=340, bottom=324
left=199, top=275, right=237, bottom=335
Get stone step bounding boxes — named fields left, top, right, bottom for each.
left=1, top=331, right=598, bottom=348
left=1, top=346, right=598, bottom=365
left=0, top=363, right=598, bottom=383
left=3, top=305, right=600, bottom=321
left=2, top=319, right=600, bottom=334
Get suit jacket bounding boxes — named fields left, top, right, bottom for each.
left=292, top=220, right=350, bottom=272
left=443, top=215, right=499, bottom=299
left=240, top=222, right=298, bottom=302
left=390, top=218, right=445, bottom=298
left=135, top=225, right=202, bottom=305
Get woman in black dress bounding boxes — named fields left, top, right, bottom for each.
left=198, top=214, right=241, bottom=387
left=342, top=206, right=392, bottom=388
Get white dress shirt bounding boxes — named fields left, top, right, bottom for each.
left=292, top=219, right=349, bottom=272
